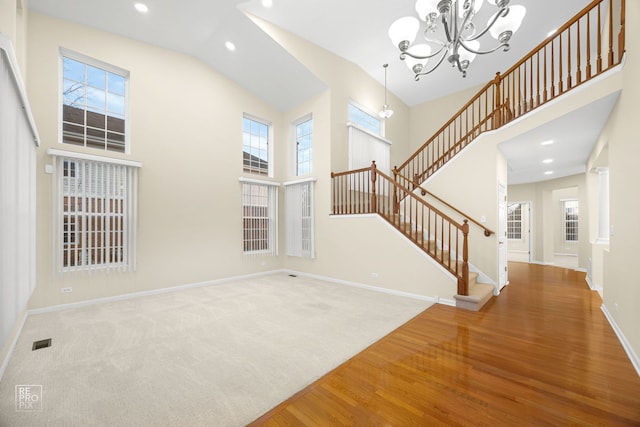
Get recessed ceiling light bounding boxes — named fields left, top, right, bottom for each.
left=541, top=140, right=554, bottom=146
left=542, top=158, right=554, bottom=164
left=225, top=41, right=236, bottom=52
left=544, top=171, right=554, bottom=175
left=262, top=0, right=273, bottom=7
left=134, top=3, right=148, bottom=13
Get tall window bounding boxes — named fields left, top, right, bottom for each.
left=564, top=200, right=579, bottom=242
left=241, top=181, right=278, bottom=255
left=348, top=102, right=381, bottom=136
left=53, top=153, right=139, bottom=272
left=61, top=51, right=128, bottom=153
left=507, top=203, right=522, bottom=240
left=243, top=115, right=270, bottom=176
left=285, top=180, right=315, bottom=258
left=295, top=116, right=313, bottom=176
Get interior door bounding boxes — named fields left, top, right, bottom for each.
left=498, top=183, right=508, bottom=289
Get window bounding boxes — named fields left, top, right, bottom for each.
left=507, top=203, right=522, bottom=240
left=564, top=200, right=579, bottom=242
left=241, top=180, right=278, bottom=255
left=348, top=102, right=381, bottom=136
left=243, top=115, right=271, bottom=176
left=52, top=151, right=140, bottom=272
left=61, top=51, right=128, bottom=153
left=285, top=179, right=315, bottom=258
left=295, top=116, right=313, bottom=176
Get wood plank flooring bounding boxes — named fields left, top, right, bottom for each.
left=249, top=263, right=640, bottom=426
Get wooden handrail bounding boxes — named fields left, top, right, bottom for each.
left=393, top=169, right=495, bottom=237
left=331, top=162, right=470, bottom=296
left=395, top=0, right=625, bottom=189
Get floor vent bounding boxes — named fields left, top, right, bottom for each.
left=32, top=339, right=52, bottom=351
left=289, top=274, right=297, bottom=277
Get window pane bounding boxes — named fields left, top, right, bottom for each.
left=108, top=73, right=126, bottom=95
left=63, top=57, right=84, bottom=82
left=243, top=116, right=270, bottom=175
left=87, top=65, right=106, bottom=90
left=61, top=54, right=127, bottom=152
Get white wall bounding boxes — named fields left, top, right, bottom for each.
left=599, top=0, right=640, bottom=372
left=27, top=13, right=286, bottom=308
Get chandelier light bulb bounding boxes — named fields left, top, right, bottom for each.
left=389, top=16, right=420, bottom=49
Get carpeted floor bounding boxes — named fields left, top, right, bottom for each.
left=0, top=273, right=432, bottom=427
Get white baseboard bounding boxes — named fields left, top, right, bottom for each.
left=28, top=270, right=286, bottom=315
left=284, top=269, right=448, bottom=305
left=601, top=304, right=640, bottom=377
left=0, top=309, right=29, bottom=383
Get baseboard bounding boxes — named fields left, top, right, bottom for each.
left=284, top=269, right=448, bottom=305
left=0, top=309, right=29, bottom=383
left=601, top=304, right=640, bottom=377
left=28, top=270, right=286, bottom=315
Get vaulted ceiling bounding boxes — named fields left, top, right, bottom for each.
left=28, top=0, right=616, bottom=184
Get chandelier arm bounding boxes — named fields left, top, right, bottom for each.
left=441, top=12, right=454, bottom=44
left=402, top=44, right=447, bottom=60
left=466, top=6, right=509, bottom=41
left=459, top=39, right=508, bottom=55
left=414, top=49, right=450, bottom=81
left=458, top=0, right=477, bottom=37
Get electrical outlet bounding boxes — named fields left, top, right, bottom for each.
left=614, top=303, right=619, bottom=312
left=61, top=287, right=73, bottom=293
left=371, top=273, right=379, bottom=279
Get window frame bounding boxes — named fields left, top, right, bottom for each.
left=240, top=178, right=279, bottom=256
left=49, top=148, right=141, bottom=273
left=293, top=114, right=313, bottom=177
left=563, top=199, right=579, bottom=242
left=59, top=48, right=130, bottom=154
left=242, top=114, right=273, bottom=177
left=507, top=203, right=523, bottom=240
left=348, top=100, right=383, bottom=137
left=285, top=177, right=316, bottom=259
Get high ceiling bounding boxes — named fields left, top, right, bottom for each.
left=28, top=0, right=615, bottom=184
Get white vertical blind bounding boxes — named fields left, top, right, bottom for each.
left=50, top=151, right=139, bottom=274
left=240, top=178, right=279, bottom=256
left=285, top=178, right=316, bottom=258
left=0, top=35, right=39, bottom=371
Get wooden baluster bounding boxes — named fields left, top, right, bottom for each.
left=619, top=0, right=626, bottom=63
left=460, top=220, right=470, bottom=296
left=567, top=27, right=572, bottom=89
left=587, top=11, right=592, bottom=79
left=551, top=38, right=556, bottom=98
left=597, top=3, right=603, bottom=72
left=392, top=167, right=399, bottom=215
left=493, top=72, right=502, bottom=129
left=370, top=161, right=377, bottom=214
left=608, top=0, right=614, bottom=67
left=577, top=19, right=582, bottom=84
left=543, top=44, right=548, bottom=103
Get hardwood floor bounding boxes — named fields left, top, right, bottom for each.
left=249, top=263, right=640, bottom=426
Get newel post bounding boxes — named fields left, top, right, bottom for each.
left=493, top=71, right=502, bottom=130
left=370, top=161, right=377, bottom=213
left=460, top=220, right=470, bottom=296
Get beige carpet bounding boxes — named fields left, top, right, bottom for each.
left=0, top=273, right=432, bottom=427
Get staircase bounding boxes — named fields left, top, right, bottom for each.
left=330, top=0, right=625, bottom=310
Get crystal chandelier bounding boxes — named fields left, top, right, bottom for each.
left=388, top=0, right=526, bottom=79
